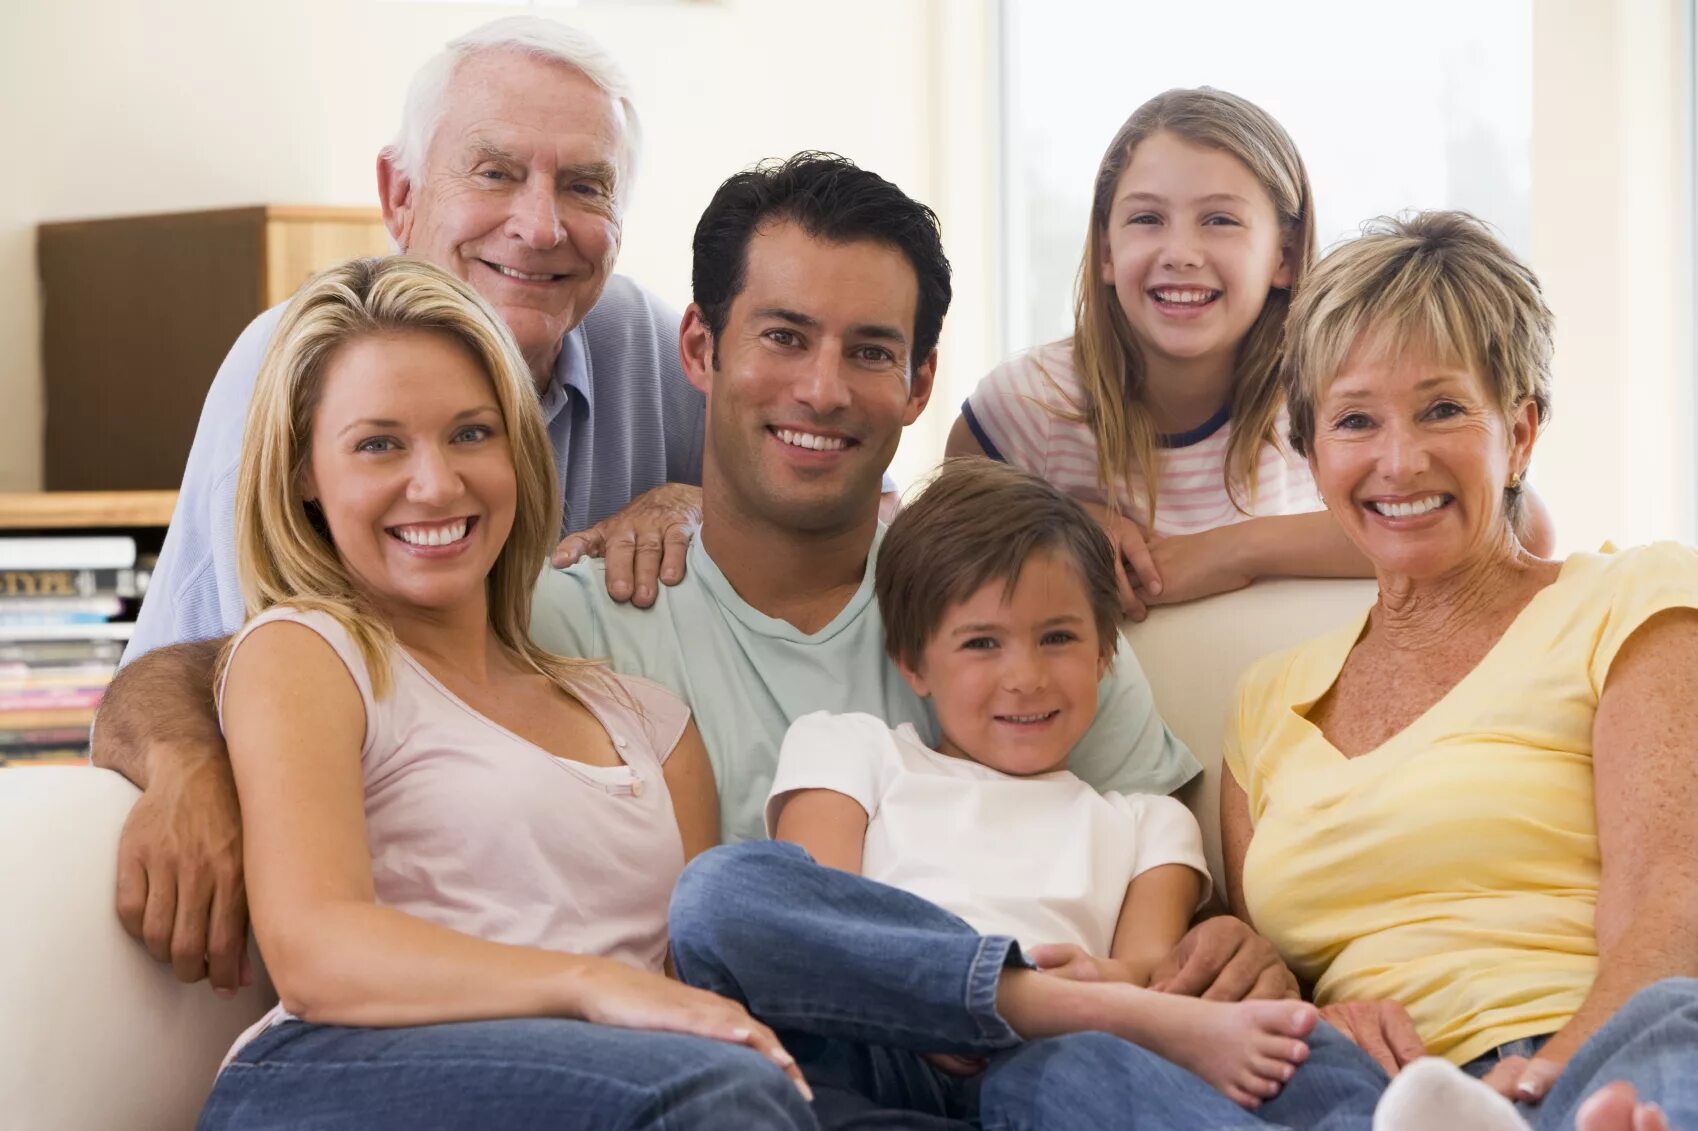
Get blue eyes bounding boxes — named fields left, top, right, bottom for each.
left=1331, top=403, right=1467, bottom=431
left=353, top=425, right=494, bottom=454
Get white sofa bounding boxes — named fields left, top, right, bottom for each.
left=0, top=577, right=1376, bottom=1130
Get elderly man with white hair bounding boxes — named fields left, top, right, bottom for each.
left=92, top=17, right=706, bottom=997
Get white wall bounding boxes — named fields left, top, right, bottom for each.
left=5, top=0, right=1695, bottom=551
left=0, top=0, right=986, bottom=493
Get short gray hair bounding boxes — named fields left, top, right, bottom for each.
left=387, top=16, right=642, bottom=200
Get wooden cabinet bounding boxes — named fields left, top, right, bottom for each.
left=38, top=206, right=393, bottom=491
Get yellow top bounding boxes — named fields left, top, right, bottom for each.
left=1225, top=541, right=1698, bottom=1066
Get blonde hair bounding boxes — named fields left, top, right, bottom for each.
left=1282, top=211, right=1553, bottom=520
left=223, top=256, right=598, bottom=699
left=1070, top=87, right=1316, bottom=523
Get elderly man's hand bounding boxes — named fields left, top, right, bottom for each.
left=115, top=745, right=251, bottom=995
left=1317, top=1000, right=1427, bottom=1077
left=1148, top=915, right=1300, bottom=1001
left=552, top=484, right=702, bottom=607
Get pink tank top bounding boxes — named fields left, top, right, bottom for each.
left=218, top=606, right=692, bottom=1060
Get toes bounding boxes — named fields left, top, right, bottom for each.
left=1252, top=1054, right=1296, bottom=1084
left=1635, top=1102, right=1669, bottom=1131
left=1577, top=1083, right=1640, bottom=1131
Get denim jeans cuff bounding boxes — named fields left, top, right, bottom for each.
left=965, top=933, right=1027, bottom=1044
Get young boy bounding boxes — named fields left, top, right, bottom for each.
left=669, top=459, right=1316, bottom=1121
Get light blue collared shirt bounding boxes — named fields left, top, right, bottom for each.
left=123, top=274, right=704, bottom=664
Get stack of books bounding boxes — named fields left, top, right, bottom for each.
left=0, top=534, right=151, bottom=765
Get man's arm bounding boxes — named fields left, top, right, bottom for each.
left=92, top=638, right=249, bottom=994
left=93, top=638, right=223, bottom=787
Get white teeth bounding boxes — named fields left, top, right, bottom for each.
left=394, top=519, right=468, bottom=547
left=493, top=264, right=554, bottom=282
left=1000, top=712, right=1055, bottom=724
left=775, top=428, right=848, bottom=452
left=1370, top=496, right=1446, bottom=518
left=1153, top=288, right=1217, bottom=305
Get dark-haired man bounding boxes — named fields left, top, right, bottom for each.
left=529, top=152, right=1197, bottom=843
left=531, top=151, right=1284, bottom=1129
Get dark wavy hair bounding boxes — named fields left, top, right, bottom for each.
left=691, top=151, right=953, bottom=365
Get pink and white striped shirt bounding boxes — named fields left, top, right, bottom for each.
left=962, top=341, right=1321, bottom=536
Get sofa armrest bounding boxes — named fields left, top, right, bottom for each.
left=0, top=767, right=271, bottom=1131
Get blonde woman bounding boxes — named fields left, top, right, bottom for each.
left=196, top=257, right=812, bottom=1131
left=1079, top=215, right=1698, bottom=1131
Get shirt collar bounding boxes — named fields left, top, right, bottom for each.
left=539, top=325, right=592, bottom=422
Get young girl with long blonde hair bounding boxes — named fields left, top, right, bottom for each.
left=949, top=87, right=1551, bottom=618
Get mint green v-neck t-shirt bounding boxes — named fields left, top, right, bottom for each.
left=530, top=527, right=1200, bottom=844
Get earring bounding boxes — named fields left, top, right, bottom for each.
left=1508, top=472, right=1522, bottom=491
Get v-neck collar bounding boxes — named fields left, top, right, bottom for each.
left=1290, top=556, right=1577, bottom=762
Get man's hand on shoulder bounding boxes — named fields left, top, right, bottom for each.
left=552, top=483, right=702, bottom=608
left=1147, top=914, right=1299, bottom=1002
left=114, top=742, right=250, bottom=994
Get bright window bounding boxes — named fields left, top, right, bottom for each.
left=1000, top=0, right=1534, bottom=353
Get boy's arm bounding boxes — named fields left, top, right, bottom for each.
left=771, top=789, right=869, bottom=875
left=1029, top=864, right=1200, bottom=986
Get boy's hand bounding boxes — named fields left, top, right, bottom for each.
left=1028, top=943, right=1136, bottom=984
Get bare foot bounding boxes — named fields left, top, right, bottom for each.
left=1577, top=1083, right=1676, bottom=1131
left=1107, top=991, right=1319, bottom=1109
left=996, top=969, right=1317, bottom=1108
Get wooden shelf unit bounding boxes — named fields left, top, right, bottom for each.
left=38, top=205, right=393, bottom=492
left=0, top=491, right=177, bottom=531
left=0, top=491, right=175, bottom=766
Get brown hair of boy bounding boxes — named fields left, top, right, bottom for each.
left=877, top=458, right=1122, bottom=672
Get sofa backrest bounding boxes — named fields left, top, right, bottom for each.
left=1124, top=577, right=1378, bottom=894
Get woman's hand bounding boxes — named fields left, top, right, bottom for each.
left=1317, top=999, right=1427, bottom=1077
left=1080, top=501, right=1162, bottom=621
left=577, top=962, right=812, bottom=1100
left=1479, top=1054, right=1565, bottom=1104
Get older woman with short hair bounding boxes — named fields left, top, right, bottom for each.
left=1081, top=213, right=1698, bottom=1131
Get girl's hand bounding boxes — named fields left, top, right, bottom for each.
left=1081, top=502, right=1162, bottom=621
left=1028, top=942, right=1135, bottom=984
left=577, top=962, right=812, bottom=1100
left=1145, top=526, right=1255, bottom=608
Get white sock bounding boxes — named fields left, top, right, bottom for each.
left=1373, top=1057, right=1531, bottom=1131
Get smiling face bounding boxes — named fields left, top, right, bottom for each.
left=899, top=548, right=1108, bottom=777
left=1310, top=335, right=1539, bottom=581
left=1099, top=130, right=1292, bottom=374
left=303, top=329, right=517, bottom=620
left=682, top=219, right=935, bottom=536
left=380, top=50, right=625, bottom=382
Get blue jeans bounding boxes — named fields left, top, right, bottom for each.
left=197, top=1014, right=817, bottom=1130
left=670, top=839, right=1238, bottom=1130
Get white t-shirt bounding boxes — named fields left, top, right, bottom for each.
left=765, top=711, right=1211, bottom=955
left=962, top=341, right=1321, bottom=535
